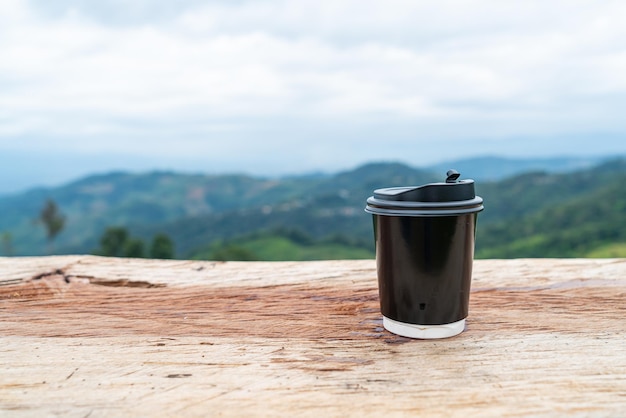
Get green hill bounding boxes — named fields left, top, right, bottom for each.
left=0, top=171, right=319, bottom=255
left=146, top=158, right=626, bottom=259
left=0, top=157, right=624, bottom=260
left=476, top=172, right=626, bottom=258
left=475, top=158, right=626, bottom=224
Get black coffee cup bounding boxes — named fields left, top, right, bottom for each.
left=365, top=170, right=483, bottom=339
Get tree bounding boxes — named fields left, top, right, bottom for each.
left=96, top=228, right=175, bottom=259
left=98, top=227, right=129, bottom=257
left=39, top=199, right=66, bottom=253
left=124, top=238, right=145, bottom=258
left=149, top=234, right=175, bottom=259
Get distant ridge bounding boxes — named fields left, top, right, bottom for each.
left=1, top=154, right=621, bottom=196
left=426, top=155, right=609, bottom=181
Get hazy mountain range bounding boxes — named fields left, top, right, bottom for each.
left=0, top=155, right=624, bottom=259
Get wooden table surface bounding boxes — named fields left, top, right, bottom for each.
left=1, top=256, right=625, bottom=417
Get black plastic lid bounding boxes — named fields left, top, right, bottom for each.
left=365, top=170, right=484, bottom=217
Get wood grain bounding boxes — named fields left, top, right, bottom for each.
left=1, top=256, right=625, bottom=417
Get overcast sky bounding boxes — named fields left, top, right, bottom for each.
left=1, top=0, right=626, bottom=190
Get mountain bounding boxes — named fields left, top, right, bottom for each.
left=474, top=158, right=626, bottom=224
left=473, top=158, right=626, bottom=257
left=476, top=168, right=626, bottom=258
left=0, top=171, right=319, bottom=255
left=122, top=162, right=439, bottom=256
left=138, top=158, right=626, bottom=259
left=0, top=156, right=624, bottom=259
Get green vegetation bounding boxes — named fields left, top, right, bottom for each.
left=95, top=227, right=175, bottom=259
left=0, top=157, right=624, bottom=260
left=586, top=243, right=626, bottom=258
left=191, top=229, right=374, bottom=261
left=97, top=226, right=130, bottom=257
left=150, top=234, right=176, bottom=259
left=475, top=174, right=626, bottom=258
left=38, top=199, right=66, bottom=253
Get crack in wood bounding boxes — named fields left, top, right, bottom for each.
left=27, top=267, right=166, bottom=289
left=88, top=278, right=166, bottom=288
left=32, top=268, right=71, bottom=283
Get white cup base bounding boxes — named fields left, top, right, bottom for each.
left=383, top=316, right=466, bottom=339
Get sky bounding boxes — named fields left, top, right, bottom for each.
left=1, top=0, right=626, bottom=192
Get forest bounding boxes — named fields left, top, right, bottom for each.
left=0, top=157, right=624, bottom=260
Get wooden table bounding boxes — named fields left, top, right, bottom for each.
left=1, top=256, right=625, bottom=417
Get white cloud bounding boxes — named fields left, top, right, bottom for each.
left=0, top=0, right=625, bottom=164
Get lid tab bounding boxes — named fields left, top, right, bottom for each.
left=446, top=169, right=461, bottom=183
